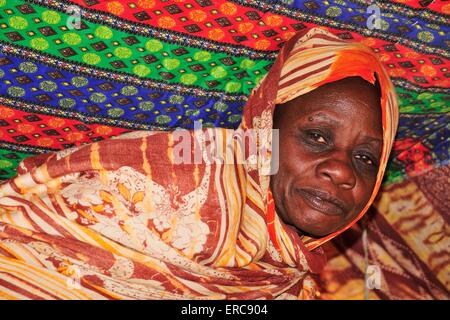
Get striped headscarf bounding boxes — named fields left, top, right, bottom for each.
left=240, top=27, right=398, bottom=252
left=0, top=28, right=398, bottom=299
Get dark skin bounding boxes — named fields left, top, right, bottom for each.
left=270, top=76, right=382, bottom=237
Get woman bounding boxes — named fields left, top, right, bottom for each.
left=0, top=28, right=398, bottom=299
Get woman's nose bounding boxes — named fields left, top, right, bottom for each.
left=316, top=155, right=356, bottom=190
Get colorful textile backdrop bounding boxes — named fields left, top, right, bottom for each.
left=0, top=0, right=448, bottom=299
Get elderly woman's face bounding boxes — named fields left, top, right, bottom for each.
left=271, top=77, right=382, bottom=237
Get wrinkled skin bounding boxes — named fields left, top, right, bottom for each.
left=270, top=76, right=382, bottom=237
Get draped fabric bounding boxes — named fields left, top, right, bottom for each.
left=0, top=27, right=397, bottom=299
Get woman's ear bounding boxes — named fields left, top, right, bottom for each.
left=272, top=104, right=283, bottom=129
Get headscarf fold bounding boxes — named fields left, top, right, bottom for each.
left=0, top=28, right=398, bottom=299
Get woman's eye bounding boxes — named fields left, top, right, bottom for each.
left=307, top=132, right=327, bottom=144
left=355, top=154, right=375, bottom=166
left=300, top=129, right=332, bottom=150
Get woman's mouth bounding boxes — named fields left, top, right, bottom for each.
left=295, top=188, right=348, bottom=216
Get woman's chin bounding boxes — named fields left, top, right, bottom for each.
left=285, top=205, right=343, bottom=237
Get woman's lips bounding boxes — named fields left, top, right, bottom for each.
left=295, top=188, right=348, bottom=216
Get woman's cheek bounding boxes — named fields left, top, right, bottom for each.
left=354, top=178, right=375, bottom=212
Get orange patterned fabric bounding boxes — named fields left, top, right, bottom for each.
left=0, top=28, right=398, bottom=299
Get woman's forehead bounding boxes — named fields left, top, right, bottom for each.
left=275, top=78, right=383, bottom=139
left=280, top=80, right=381, bottom=117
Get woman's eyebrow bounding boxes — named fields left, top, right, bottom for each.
left=368, top=137, right=383, bottom=144
left=308, top=113, right=339, bottom=125
left=363, top=137, right=383, bottom=153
